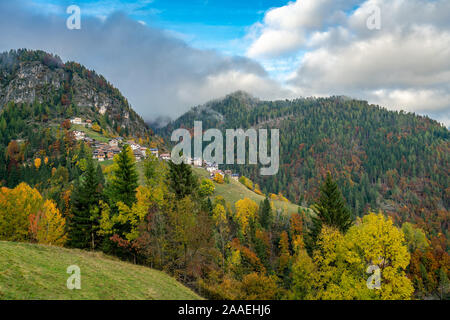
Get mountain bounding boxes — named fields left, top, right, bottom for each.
left=0, top=49, right=149, bottom=138
left=0, top=241, right=201, bottom=300
left=0, top=49, right=156, bottom=188
left=158, top=91, right=449, bottom=239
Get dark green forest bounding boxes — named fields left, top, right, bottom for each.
left=159, top=92, right=449, bottom=241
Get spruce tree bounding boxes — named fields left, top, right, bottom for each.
left=68, top=157, right=102, bottom=249
left=259, top=197, right=273, bottom=230
left=109, top=145, right=138, bottom=207
left=306, top=172, right=353, bottom=254
left=167, top=158, right=198, bottom=200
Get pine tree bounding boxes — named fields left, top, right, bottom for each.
left=96, top=163, right=105, bottom=186
left=109, top=145, right=138, bottom=207
left=68, top=157, right=102, bottom=249
left=259, top=197, right=273, bottom=230
left=306, top=172, right=353, bottom=254
left=166, top=158, right=198, bottom=200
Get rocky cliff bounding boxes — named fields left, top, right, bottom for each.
left=0, top=49, right=149, bottom=138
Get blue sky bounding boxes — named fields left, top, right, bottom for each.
left=31, top=0, right=288, bottom=54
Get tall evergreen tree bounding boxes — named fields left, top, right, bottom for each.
left=166, top=158, right=198, bottom=200
left=259, top=197, right=273, bottom=230
left=68, top=157, right=102, bottom=249
left=306, top=172, right=353, bottom=254
left=109, top=145, right=138, bottom=207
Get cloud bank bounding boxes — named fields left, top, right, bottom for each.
left=248, top=0, right=450, bottom=126
left=0, top=0, right=288, bottom=123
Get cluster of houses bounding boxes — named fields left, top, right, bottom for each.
left=203, top=161, right=239, bottom=181
left=70, top=118, right=239, bottom=181
left=157, top=154, right=240, bottom=181
left=72, top=130, right=153, bottom=162
left=70, top=117, right=158, bottom=162
left=70, top=117, right=92, bottom=127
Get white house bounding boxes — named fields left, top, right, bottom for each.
left=160, top=153, right=171, bottom=161
left=109, top=139, right=119, bottom=147
left=73, top=130, right=86, bottom=141
left=206, top=163, right=219, bottom=172
left=130, top=143, right=140, bottom=151
left=70, top=117, right=82, bottom=125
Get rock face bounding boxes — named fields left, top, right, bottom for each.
left=0, top=49, right=149, bottom=137
left=1, top=61, right=64, bottom=105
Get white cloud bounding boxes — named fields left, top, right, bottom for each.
left=247, top=0, right=450, bottom=125
left=247, top=0, right=358, bottom=58
left=0, top=0, right=286, bottom=121
left=177, top=70, right=291, bottom=106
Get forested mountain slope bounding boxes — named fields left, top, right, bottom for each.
left=0, top=49, right=153, bottom=190
left=0, top=49, right=149, bottom=137
left=158, top=91, right=449, bottom=240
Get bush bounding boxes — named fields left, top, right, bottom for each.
left=199, top=179, right=215, bottom=196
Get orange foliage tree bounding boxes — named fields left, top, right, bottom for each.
left=0, top=183, right=66, bottom=245
left=29, top=200, right=67, bottom=246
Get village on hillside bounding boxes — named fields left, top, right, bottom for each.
left=70, top=117, right=158, bottom=162
left=70, top=117, right=240, bottom=181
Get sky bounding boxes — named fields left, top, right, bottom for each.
left=0, top=0, right=449, bottom=126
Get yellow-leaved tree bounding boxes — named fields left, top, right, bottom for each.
left=30, top=200, right=67, bottom=246
left=0, top=183, right=67, bottom=246
left=290, top=212, right=414, bottom=300
left=344, top=212, right=414, bottom=300
left=0, top=183, right=43, bottom=241
left=34, top=158, right=41, bottom=169
left=212, top=203, right=229, bottom=270
left=234, top=198, right=258, bottom=235
left=99, top=185, right=152, bottom=241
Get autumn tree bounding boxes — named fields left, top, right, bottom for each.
left=199, top=179, right=215, bottom=197
left=234, top=198, right=258, bottom=236
left=213, top=173, right=224, bottom=184
left=165, top=196, right=215, bottom=283
left=29, top=200, right=67, bottom=246
left=289, top=248, right=316, bottom=300
left=0, top=183, right=43, bottom=241
left=239, top=272, right=279, bottom=300
left=92, top=123, right=101, bottom=132
left=401, top=222, right=429, bottom=252
left=344, top=212, right=414, bottom=300
left=34, top=158, right=41, bottom=169
left=99, top=185, right=153, bottom=262
left=278, top=231, right=291, bottom=277
left=212, top=203, right=229, bottom=271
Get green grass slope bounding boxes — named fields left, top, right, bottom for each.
left=0, top=241, right=201, bottom=300
left=193, top=168, right=304, bottom=214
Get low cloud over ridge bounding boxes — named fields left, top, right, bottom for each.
left=0, top=0, right=288, bottom=123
